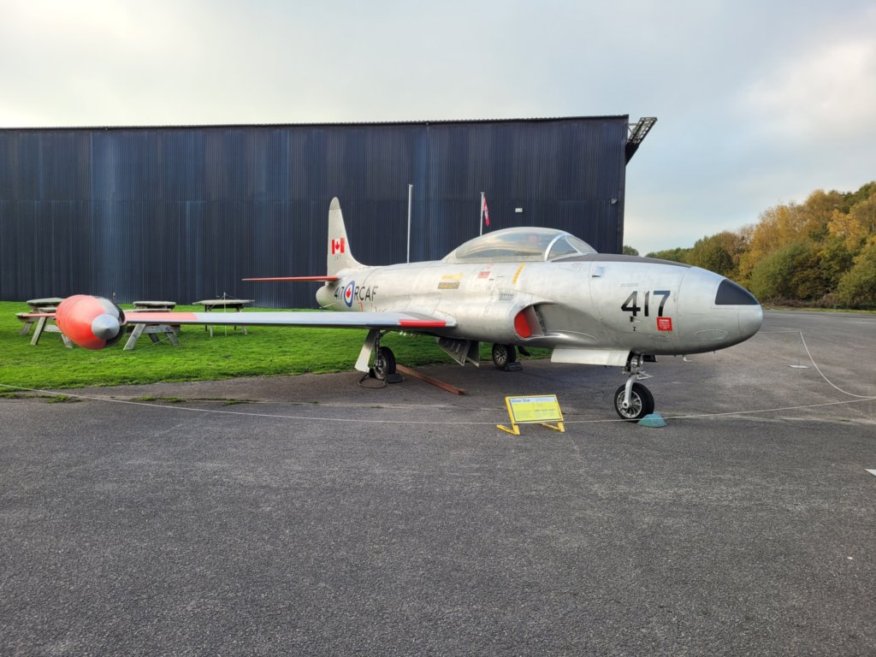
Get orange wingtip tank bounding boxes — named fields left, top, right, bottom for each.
left=55, top=295, right=125, bottom=349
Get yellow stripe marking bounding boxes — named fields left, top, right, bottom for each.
left=512, top=263, right=526, bottom=285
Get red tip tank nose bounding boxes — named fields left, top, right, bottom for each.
left=55, top=295, right=123, bottom=349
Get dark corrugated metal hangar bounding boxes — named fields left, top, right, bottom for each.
left=0, top=116, right=655, bottom=307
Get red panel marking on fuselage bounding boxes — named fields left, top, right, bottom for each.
left=657, top=317, right=673, bottom=331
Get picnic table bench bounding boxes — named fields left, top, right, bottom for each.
left=192, top=298, right=254, bottom=337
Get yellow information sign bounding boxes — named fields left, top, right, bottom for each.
left=497, top=394, right=565, bottom=435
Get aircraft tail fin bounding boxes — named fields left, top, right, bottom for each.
left=327, top=197, right=363, bottom=276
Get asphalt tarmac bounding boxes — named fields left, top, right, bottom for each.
left=1, top=310, right=874, bottom=656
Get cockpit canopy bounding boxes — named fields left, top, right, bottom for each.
left=442, top=227, right=597, bottom=264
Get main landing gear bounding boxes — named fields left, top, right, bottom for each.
left=356, top=329, right=402, bottom=384
left=373, top=344, right=397, bottom=381
left=613, top=353, right=655, bottom=421
left=491, top=343, right=523, bottom=371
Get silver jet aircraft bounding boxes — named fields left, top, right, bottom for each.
left=51, top=198, right=763, bottom=420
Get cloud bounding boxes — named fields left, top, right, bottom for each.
left=737, top=3, right=876, bottom=148
left=0, top=1, right=206, bottom=125
left=740, top=36, right=876, bottom=142
left=1, top=0, right=874, bottom=255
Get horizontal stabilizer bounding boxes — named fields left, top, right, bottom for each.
left=242, top=275, right=339, bottom=282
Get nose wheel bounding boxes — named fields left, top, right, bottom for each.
left=613, top=381, right=654, bottom=421
left=613, top=353, right=656, bottom=421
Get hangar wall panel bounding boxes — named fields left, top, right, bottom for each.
left=0, top=117, right=629, bottom=307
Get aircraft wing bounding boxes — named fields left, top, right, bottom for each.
left=45, top=295, right=456, bottom=351
left=121, top=310, right=454, bottom=330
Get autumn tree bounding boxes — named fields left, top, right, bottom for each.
left=828, top=190, right=876, bottom=252
left=836, top=238, right=876, bottom=307
left=645, top=247, right=691, bottom=263
left=815, top=238, right=851, bottom=290
left=686, top=231, right=746, bottom=278
left=748, top=241, right=829, bottom=302
left=739, top=190, right=844, bottom=283
left=645, top=181, right=874, bottom=306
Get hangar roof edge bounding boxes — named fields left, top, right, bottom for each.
left=0, top=115, right=632, bottom=132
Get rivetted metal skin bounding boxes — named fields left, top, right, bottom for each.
left=0, top=117, right=630, bottom=307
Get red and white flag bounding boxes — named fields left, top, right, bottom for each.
left=482, top=195, right=491, bottom=227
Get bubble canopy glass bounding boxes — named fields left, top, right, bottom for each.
left=442, top=227, right=597, bottom=263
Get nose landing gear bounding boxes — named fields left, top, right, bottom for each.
left=614, top=354, right=655, bottom=421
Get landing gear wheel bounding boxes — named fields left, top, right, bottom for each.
left=491, top=343, right=517, bottom=370
left=613, top=382, right=655, bottom=421
left=373, top=346, right=397, bottom=381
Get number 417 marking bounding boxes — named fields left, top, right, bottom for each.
left=621, top=290, right=670, bottom=317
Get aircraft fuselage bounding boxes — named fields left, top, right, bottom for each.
left=317, top=255, right=762, bottom=362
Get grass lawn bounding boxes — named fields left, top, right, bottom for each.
left=0, top=301, right=546, bottom=391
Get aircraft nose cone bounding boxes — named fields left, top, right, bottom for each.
left=91, top=313, right=121, bottom=340
left=738, top=303, right=763, bottom=340
left=713, top=277, right=762, bottom=342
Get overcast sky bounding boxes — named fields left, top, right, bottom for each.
left=2, top=0, right=874, bottom=253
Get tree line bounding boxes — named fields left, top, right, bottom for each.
left=642, top=181, right=876, bottom=308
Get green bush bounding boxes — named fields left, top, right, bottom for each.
left=836, top=240, right=876, bottom=308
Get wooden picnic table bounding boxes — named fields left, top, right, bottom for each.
left=192, top=298, right=254, bottom=337
left=27, top=297, right=64, bottom=311
left=133, top=300, right=177, bottom=311
left=123, top=301, right=180, bottom=350
left=18, top=297, right=71, bottom=347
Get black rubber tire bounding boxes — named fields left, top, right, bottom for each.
left=491, top=344, right=517, bottom=370
left=613, top=382, right=655, bottom=421
left=373, top=346, right=397, bottom=380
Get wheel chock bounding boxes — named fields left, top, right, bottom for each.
left=638, top=413, right=667, bottom=428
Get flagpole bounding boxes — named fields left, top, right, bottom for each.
left=407, top=184, right=413, bottom=263
left=479, top=191, right=484, bottom=236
